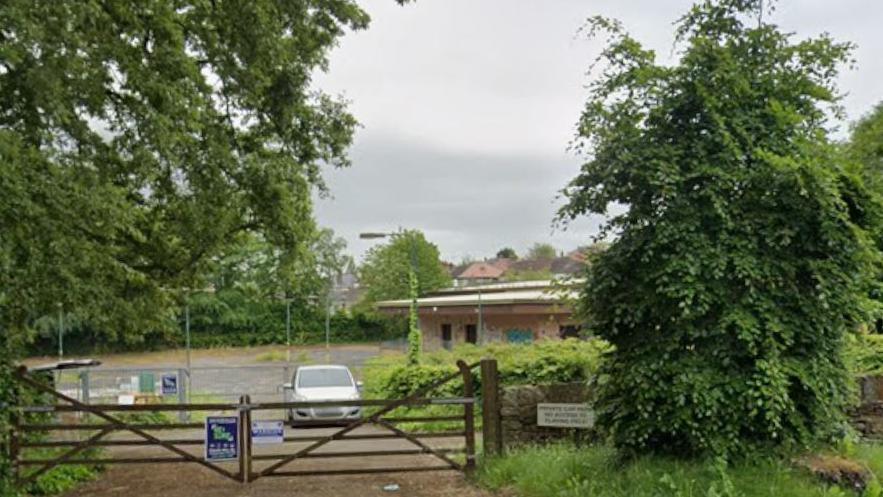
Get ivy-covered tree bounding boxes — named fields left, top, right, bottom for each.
left=848, top=102, right=883, bottom=183
left=559, top=0, right=881, bottom=456
left=360, top=230, right=450, bottom=364
left=847, top=102, right=883, bottom=331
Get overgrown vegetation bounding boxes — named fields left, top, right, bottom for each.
left=847, top=335, right=883, bottom=377
left=21, top=448, right=103, bottom=496
left=479, top=443, right=883, bottom=497
left=361, top=340, right=609, bottom=432
left=25, top=308, right=405, bottom=356
left=363, top=340, right=609, bottom=398
left=559, top=0, right=883, bottom=457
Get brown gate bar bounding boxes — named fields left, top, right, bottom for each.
left=247, top=360, right=480, bottom=481
left=11, top=367, right=243, bottom=485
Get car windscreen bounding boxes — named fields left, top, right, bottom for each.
left=297, top=369, right=353, bottom=388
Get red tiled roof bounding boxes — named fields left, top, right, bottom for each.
left=456, top=262, right=505, bottom=279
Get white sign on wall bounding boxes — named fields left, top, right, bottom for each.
left=536, top=403, right=595, bottom=428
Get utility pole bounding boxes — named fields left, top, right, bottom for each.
left=478, top=288, right=483, bottom=345
left=57, top=303, right=64, bottom=361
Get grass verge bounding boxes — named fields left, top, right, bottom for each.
left=478, top=443, right=883, bottom=497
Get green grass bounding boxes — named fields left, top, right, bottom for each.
left=23, top=448, right=103, bottom=496
left=478, top=444, right=880, bottom=497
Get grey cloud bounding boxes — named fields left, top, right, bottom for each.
left=312, top=0, right=883, bottom=262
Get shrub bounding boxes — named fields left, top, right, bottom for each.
left=362, top=339, right=610, bottom=399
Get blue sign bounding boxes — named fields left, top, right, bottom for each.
left=205, top=416, right=239, bottom=462
left=161, top=374, right=178, bottom=395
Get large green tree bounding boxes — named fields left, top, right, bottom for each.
left=0, top=0, right=377, bottom=342
left=0, top=1, right=402, bottom=494
left=359, top=230, right=451, bottom=303
left=560, top=0, right=881, bottom=457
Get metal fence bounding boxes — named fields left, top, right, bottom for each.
left=55, top=365, right=295, bottom=420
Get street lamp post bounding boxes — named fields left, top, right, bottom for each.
left=360, top=230, right=421, bottom=364
left=325, top=291, right=332, bottom=363
left=184, top=302, right=191, bottom=395
left=181, top=286, right=213, bottom=405
left=286, top=299, right=292, bottom=363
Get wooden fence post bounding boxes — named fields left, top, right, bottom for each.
left=480, top=359, right=502, bottom=457
left=456, top=361, right=476, bottom=474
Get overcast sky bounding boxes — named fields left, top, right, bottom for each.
left=312, top=0, right=883, bottom=263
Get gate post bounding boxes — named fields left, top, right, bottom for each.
left=238, top=395, right=252, bottom=483
left=456, top=361, right=476, bottom=474
left=79, top=370, right=90, bottom=404
left=480, top=359, right=502, bottom=457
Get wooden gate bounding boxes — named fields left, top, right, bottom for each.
left=7, top=359, right=502, bottom=487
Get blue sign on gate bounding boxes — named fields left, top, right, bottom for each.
left=161, top=374, right=178, bottom=395
left=205, top=416, right=239, bottom=462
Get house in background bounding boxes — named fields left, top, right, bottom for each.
left=329, top=272, right=363, bottom=312
left=449, top=250, right=588, bottom=287
left=450, top=260, right=508, bottom=287
left=375, top=279, right=582, bottom=351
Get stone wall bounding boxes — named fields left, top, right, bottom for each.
left=497, top=376, right=883, bottom=446
left=500, top=382, right=592, bottom=448
left=853, top=375, right=883, bottom=439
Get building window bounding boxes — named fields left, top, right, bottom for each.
left=441, top=324, right=453, bottom=350
left=559, top=325, right=581, bottom=340
left=465, top=324, right=478, bottom=344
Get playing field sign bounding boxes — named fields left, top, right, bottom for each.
left=251, top=420, right=284, bottom=444
left=160, top=374, right=178, bottom=395
left=205, top=416, right=239, bottom=461
left=536, top=403, right=595, bottom=428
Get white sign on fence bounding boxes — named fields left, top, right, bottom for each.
left=251, top=420, right=285, bottom=444
left=536, top=403, right=595, bottom=428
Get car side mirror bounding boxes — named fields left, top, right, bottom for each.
left=281, top=382, right=293, bottom=391
left=356, top=381, right=364, bottom=390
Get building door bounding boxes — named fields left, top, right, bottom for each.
left=441, top=324, right=453, bottom=350
left=465, top=324, right=478, bottom=344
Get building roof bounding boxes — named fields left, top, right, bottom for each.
left=375, top=279, right=579, bottom=309
left=550, top=256, right=586, bottom=275
left=456, top=261, right=505, bottom=279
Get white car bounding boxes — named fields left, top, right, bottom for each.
left=284, top=365, right=363, bottom=426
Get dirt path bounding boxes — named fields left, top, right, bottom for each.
left=58, top=425, right=492, bottom=497
left=62, top=464, right=492, bottom=497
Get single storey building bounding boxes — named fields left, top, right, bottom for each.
left=376, top=280, right=582, bottom=350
